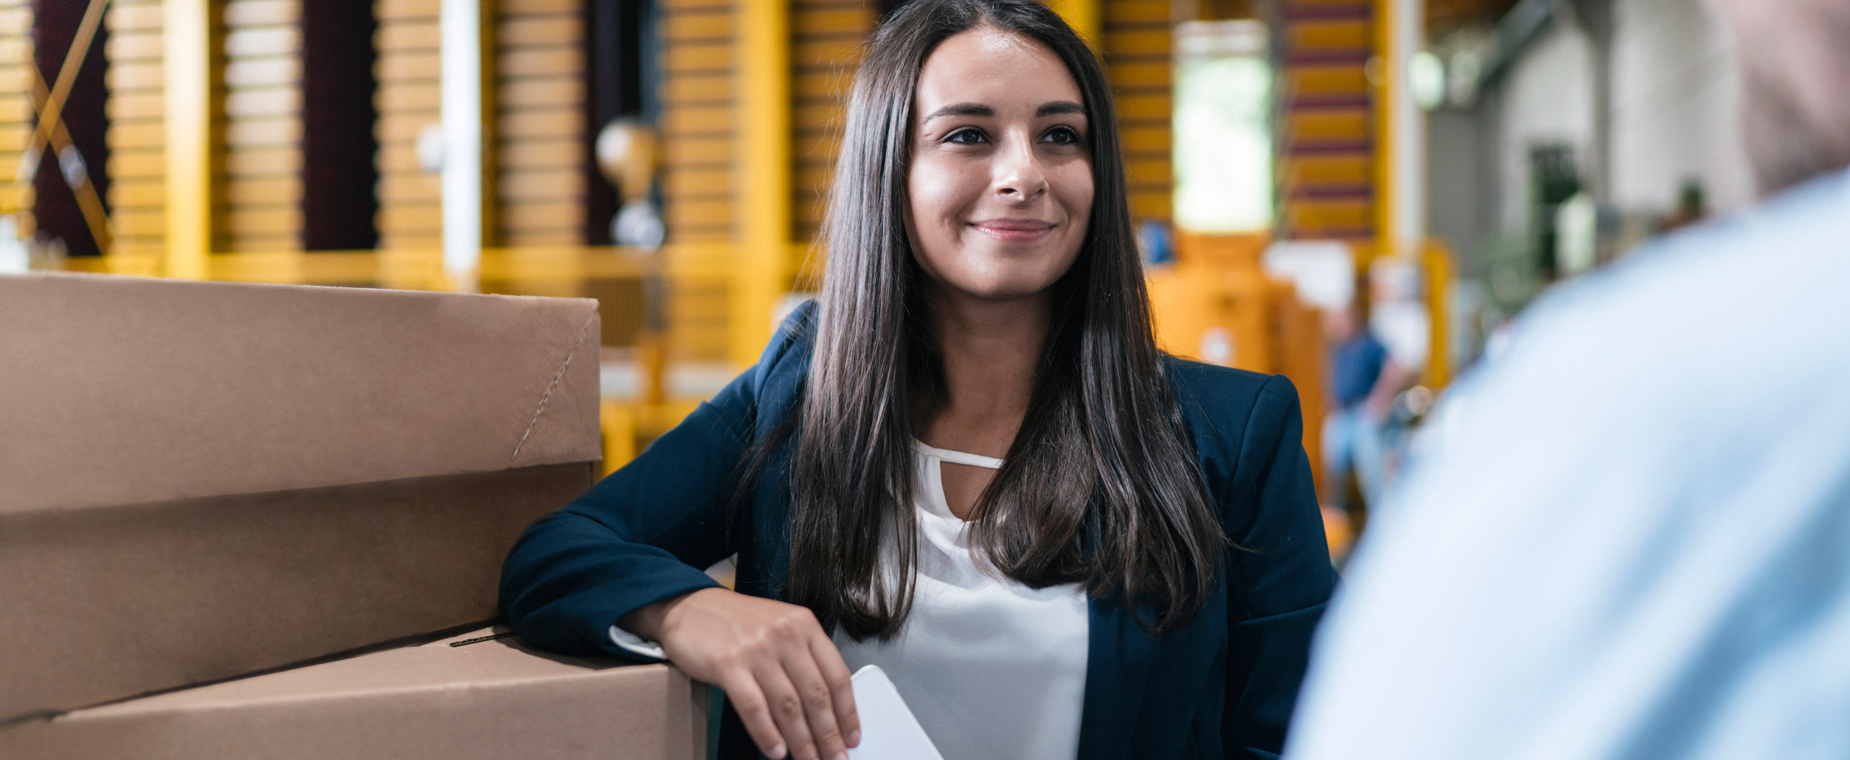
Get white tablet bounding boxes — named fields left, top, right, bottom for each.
left=846, top=665, right=945, bottom=760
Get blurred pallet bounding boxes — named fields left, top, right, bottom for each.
left=659, top=0, right=737, bottom=260
left=104, top=0, right=159, bottom=251
left=789, top=0, right=872, bottom=264
left=494, top=0, right=588, bottom=247
left=0, top=5, right=29, bottom=230
left=373, top=0, right=441, bottom=249
left=1276, top=0, right=1376, bottom=240
left=1104, top=0, right=1175, bottom=223
left=217, top=0, right=305, bottom=252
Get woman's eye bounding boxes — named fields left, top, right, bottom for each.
left=1043, top=126, right=1082, bottom=145
left=945, top=128, right=988, bottom=145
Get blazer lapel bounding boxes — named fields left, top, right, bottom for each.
left=1077, top=596, right=1157, bottom=760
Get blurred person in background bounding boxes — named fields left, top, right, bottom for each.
left=1321, top=287, right=1411, bottom=523
left=1285, top=0, right=1850, bottom=758
left=1321, top=297, right=1386, bottom=513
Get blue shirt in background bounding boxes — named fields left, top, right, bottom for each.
left=1330, top=332, right=1387, bottom=410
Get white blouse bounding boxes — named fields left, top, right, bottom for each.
left=831, top=440, right=1089, bottom=760
left=610, top=441, right=1090, bottom=760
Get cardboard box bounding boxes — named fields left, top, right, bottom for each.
left=0, top=628, right=708, bottom=760
left=0, top=274, right=602, bottom=721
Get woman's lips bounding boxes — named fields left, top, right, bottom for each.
left=971, top=219, right=1056, bottom=242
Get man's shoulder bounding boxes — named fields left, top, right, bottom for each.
left=1409, top=170, right=1850, bottom=518
left=1505, top=169, right=1850, bottom=394
left=1573, top=169, right=1847, bottom=308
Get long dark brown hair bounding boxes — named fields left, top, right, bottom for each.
left=787, top=0, right=1224, bottom=639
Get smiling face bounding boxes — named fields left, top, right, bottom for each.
left=905, top=25, right=1094, bottom=303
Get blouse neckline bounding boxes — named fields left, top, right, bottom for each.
left=910, top=438, right=1004, bottom=470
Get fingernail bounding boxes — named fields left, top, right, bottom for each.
left=847, top=729, right=861, bottom=747
left=769, top=744, right=785, bottom=759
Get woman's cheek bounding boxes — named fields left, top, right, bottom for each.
left=913, top=160, right=968, bottom=220
left=923, top=183, right=980, bottom=257
left=905, top=184, right=956, bottom=280
left=1056, top=163, right=1094, bottom=221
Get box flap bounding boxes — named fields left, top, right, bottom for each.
left=1, top=629, right=708, bottom=760
left=77, top=628, right=637, bottom=713
left=0, top=275, right=601, bottom=513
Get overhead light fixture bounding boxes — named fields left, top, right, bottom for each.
left=1411, top=51, right=1447, bottom=111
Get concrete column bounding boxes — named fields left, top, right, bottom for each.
left=1390, top=0, right=1427, bottom=253
left=440, top=0, right=486, bottom=290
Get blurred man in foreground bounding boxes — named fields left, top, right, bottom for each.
left=1286, top=1, right=1850, bottom=758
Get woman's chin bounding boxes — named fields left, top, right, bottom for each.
left=937, top=277, right=1061, bottom=303
left=929, top=256, right=1076, bottom=302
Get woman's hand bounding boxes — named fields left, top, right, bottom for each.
left=621, top=588, right=861, bottom=760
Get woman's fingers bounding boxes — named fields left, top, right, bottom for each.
left=782, top=643, right=851, bottom=760
left=809, top=635, right=861, bottom=748
left=753, top=661, right=822, bottom=760
left=720, top=673, right=789, bottom=760
left=648, top=591, right=857, bottom=760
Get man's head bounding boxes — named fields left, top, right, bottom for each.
left=1711, top=0, right=1850, bottom=196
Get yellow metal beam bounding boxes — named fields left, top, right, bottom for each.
left=64, top=245, right=756, bottom=287
left=27, top=67, right=111, bottom=253
left=733, top=0, right=791, bottom=367
left=1423, top=239, right=1451, bottom=389
left=479, top=1, right=499, bottom=256
left=164, top=0, right=214, bottom=280
left=600, top=401, right=637, bottom=476
left=27, top=0, right=106, bottom=161
left=1371, top=0, right=1396, bottom=265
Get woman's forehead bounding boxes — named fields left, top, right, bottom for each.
left=914, top=26, right=1083, bottom=115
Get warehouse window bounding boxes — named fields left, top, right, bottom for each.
left=1174, top=19, right=1273, bottom=233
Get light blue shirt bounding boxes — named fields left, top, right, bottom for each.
left=1286, top=167, right=1850, bottom=760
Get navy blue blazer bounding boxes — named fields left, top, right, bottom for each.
left=500, top=302, right=1338, bottom=759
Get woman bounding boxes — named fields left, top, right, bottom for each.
left=499, top=2, right=1336, bottom=759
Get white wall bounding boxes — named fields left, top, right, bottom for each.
left=1428, top=108, right=1487, bottom=274
left=1609, top=0, right=1754, bottom=214
left=1484, top=0, right=1755, bottom=236
left=1497, top=19, right=1596, bottom=232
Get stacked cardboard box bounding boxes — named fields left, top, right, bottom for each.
left=0, top=275, right=704, bottom=759
left=2, top=627, right=708, bottom=760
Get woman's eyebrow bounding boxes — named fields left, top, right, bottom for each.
left=919, top=101, right=1087, bottom=123
left=922, top=103, right=994, bottom=122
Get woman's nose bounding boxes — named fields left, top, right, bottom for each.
left=992, top=137, right=1048, bottom=200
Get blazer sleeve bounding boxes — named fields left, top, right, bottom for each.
left=1221, top=375, right=1340, bottom=759
left=498, top=303, right=812, bottom=659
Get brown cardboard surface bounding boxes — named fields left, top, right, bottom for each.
left=0, top=628, right=709, bottom=760
left=0, top=274, right=601, bottom=513
left=0, top=463, right=594, bottom=721
left=0, top=275, right=604, bottom=721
